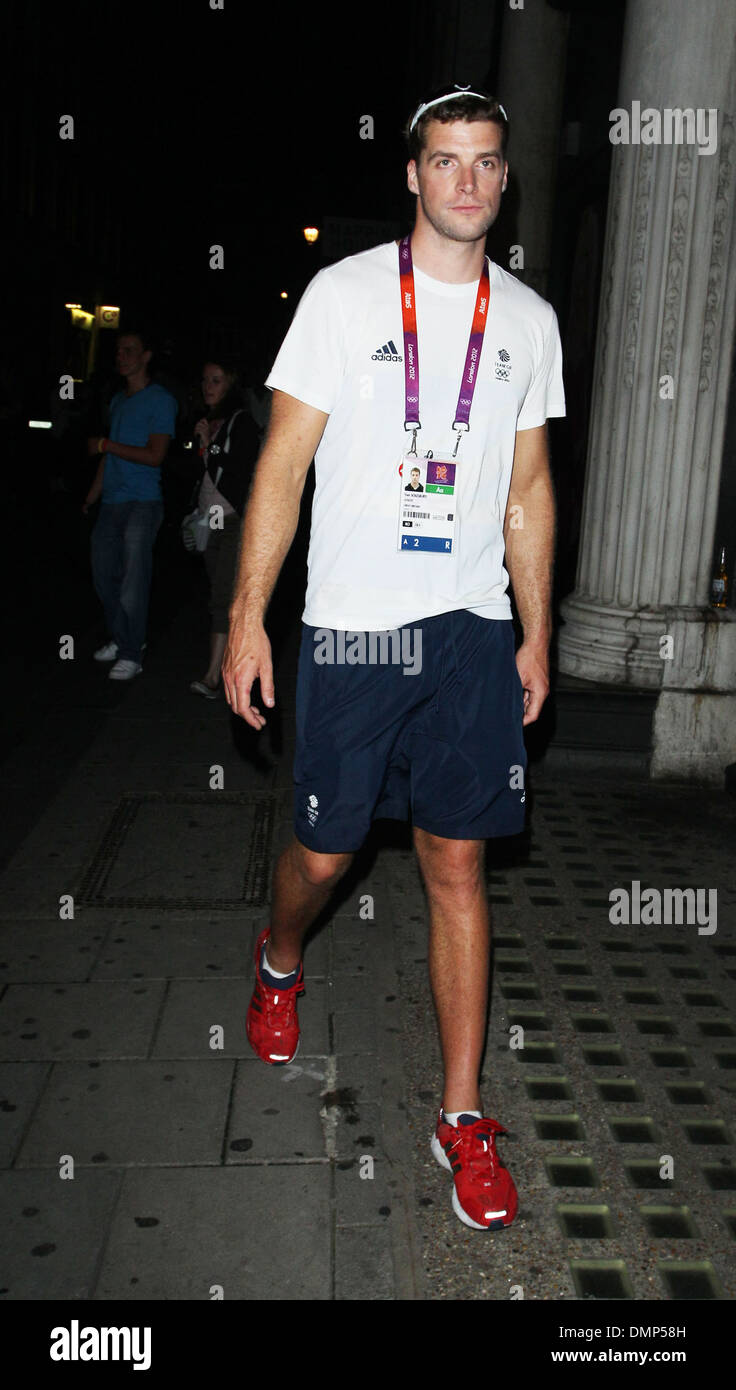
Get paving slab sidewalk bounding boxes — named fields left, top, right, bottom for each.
left=0, top=598, right=425, bottom=1302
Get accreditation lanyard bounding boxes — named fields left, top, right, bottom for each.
left=398, top=234, right=491, bottom=457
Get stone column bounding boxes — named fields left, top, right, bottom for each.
left=428, top=0, right=497, bottom=92
left=558, top=0, right=736, bottom=782
left=497, top=0, right=570, bottom=297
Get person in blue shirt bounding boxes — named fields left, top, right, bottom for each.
left=83, top=331, right=177, bottom=679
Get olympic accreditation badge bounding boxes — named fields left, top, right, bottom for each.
left=397, top=452, right=457, bottom=553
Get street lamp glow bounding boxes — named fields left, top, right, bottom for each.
left=303, top=227, right=319, bottom=243
left=97, top=305, right=120, bottom=328
left=65, top=302, right=82, bottom=309
left=280, top=291, right=288, bottom=299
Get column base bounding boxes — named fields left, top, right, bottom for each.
left=559, top=597, right=736, bottom=691
left=557, top=596, right=668, bottom=687
left=651, top=691, right=736, bottom=784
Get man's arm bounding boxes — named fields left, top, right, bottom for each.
left=222, top=389, right=329, bottom=729
left=83, top=458, right=105, bottom=512
left=90, top=433, right=171, bottom=468
left=503, top=422, right=556, bottom=726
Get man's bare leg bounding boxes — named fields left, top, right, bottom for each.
left=413, top=828, right=489, bottom=1114
left=265, top=835, right=353, bottom=973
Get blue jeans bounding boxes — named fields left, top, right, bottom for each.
left=90, top=500, right=164, bottom=662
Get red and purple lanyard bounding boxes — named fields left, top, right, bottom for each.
left=398, top=234, right=491, bottom=456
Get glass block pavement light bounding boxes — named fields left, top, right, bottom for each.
left=387, top=774, right=736, bottom=1301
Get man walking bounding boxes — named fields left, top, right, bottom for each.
left=223, top=86, right=565, bottom=1230
left=84, top=330, right=177, bottom=679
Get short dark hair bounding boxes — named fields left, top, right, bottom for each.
left=405, top=89, right=509, bottom=164
left=118, top=327, right=154, bottom=354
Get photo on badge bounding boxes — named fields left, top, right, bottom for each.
left=403, top=459, right=426, bottom=494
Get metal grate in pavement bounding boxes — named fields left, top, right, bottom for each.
left=76, top=792, right=275, bottom=909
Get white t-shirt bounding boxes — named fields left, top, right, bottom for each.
left=266, top=240, right=565, bottom=631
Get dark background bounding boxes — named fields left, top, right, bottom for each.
left=2, top=0, right=625, bottom=437
left=0, top=0, right=642, bottom=708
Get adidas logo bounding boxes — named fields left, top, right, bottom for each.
left=371, top=339, right=402, bottom=362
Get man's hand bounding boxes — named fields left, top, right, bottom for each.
left=84, top=457, right=105, bottom=513
left=87, top=436, right=103, bottom=458
left=222, top=614, right=274, bottom=729
left=504, top=423, right=556, bottom=726
left=221, top=390, right=328, bottom=727
left=515, top=638, right=549, bottom=726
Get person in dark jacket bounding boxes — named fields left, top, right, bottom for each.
left=190, top=358, right=260, bottom=696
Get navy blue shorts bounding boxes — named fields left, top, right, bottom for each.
left=293, top=610, right=527, bottom=852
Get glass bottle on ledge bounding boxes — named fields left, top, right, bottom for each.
left=710, top=545, right=728, bottom=609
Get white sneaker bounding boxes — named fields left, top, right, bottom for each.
left=94, top=641, right=119, bottom=662
left=109, top=659, right=142, bottom=681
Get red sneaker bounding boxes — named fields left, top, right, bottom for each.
left=246, top=927, right=304, bottom=1065
left=431, top=1109, right=518, bottom=1230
